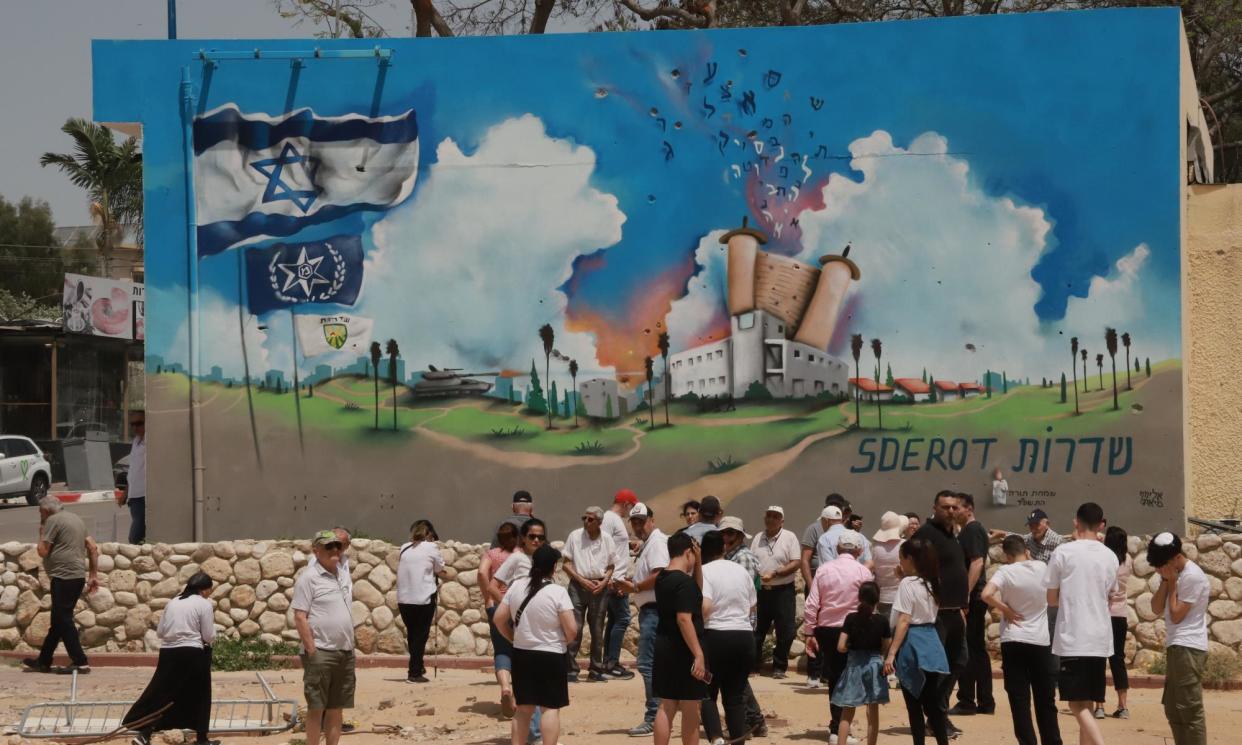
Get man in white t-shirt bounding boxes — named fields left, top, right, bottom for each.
left=984, top=535, right=1060, bottom=745
left=1148, top=532, right=1211, bottom=745
left=1043, top=502, right=1117, bottom=745
left=752, top=506, right=802, bottom=679
left=562, top=506, right=617, bottom=682
left=601, top=489, right=638, bottom=681
left=699, top=530, right=758, bottom=745
left=616, top=502, right=668, bottom=737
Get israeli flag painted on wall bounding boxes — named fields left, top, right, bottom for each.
left=194, top=104, right=418, bottom=257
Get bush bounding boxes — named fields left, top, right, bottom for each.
left=572, top=440, right=605, bottom=455
left=743, top=380, right=773, bottom=400
left=706, top=454, right=743, bottom=474
left=1147, top=653, right=1166, bottom=675
left=211, top=637, right=299, bottom=672
left=1205, top=651, right=1242, bottom=686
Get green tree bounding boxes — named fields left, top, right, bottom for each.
left=526, top=359, right=547, bottom=415
left=1070, top=337, right=1080, bottom=415
left=0, top=288, right=59, bottom=322
left=658, top=331, right=671, bottom=427
left=871, top=338, right=883, bottom=430
left=370, top=341, right=382, bottom=430
left=568, top=359, right=580, bottom=427
left=1105, top=327, right=1119, bottom=410
left=548, top=380, right=559, bottom=419
left=1002, top=370, right=1008, bottom=394
left=928, top=376, right=937, bottom=403
left=1122, top=332, right=1133, bottom=391
left=1136, top=358, right=1142, bottom=374
left=744, top=380, right=773, bottom=400
left=386, top=339, right=400, bottom=430
left=885, top=363, right=894, bottom=387
left=0, top=196, right=65, bottom=300
left=40, top=119, right=143, bottom=276
left=921, top=367, right=927, bottom=383
left=1060, top=372, right=1067, bottom=403
left=1096, top=353, right=1104, bottom=391
left=539, top=324, right=555, bottom=430
left=1146, top=357, right=1151, bottom=378
left=644, top=355, right=655, bottom=430
left=850, top=334, right=863, bottom=428
left=985, top=369, right=992, bottom=399
left=1082, top=348, right=1089, bottom=393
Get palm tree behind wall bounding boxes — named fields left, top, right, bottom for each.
left=40, top=118, right=143, bottom=276
left=386, top=339, right=400, bottom=430
left=658, top=331, right=671, bottom=427
left=851, top=334, right=863, bottom=428
left=539, top=324, right=555, bottom=430
left=370, top=341, right=382, bottom=430
left=1105, top=327, right=1119, bottom=410
left=871, top=338, right=883, bottom=431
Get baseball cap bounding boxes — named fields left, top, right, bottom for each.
left=699, top=495, right=722, bottom=517
left=614, top=488, right=639, bottom=506
left=821, top=505, right=843, bottom=521
left=1026, top=508, right=1048, bottom=525
left=719, top=516, right=748, bottom=539
left=513, top=490, right=533, bottom=503
left=837, top=529, right=864, bottom=551
left=312, top=529, right=341, bottom=547
left=629, top=502, right=651, bottom=519
left=765, top=505, right=784, bottom=516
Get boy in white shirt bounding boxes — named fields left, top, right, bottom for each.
left=1148, top=532, right=1211, bottom=745
left=984, top=535, right=1060, bottom=745
left=1043, top=502, right=1117, bottom=745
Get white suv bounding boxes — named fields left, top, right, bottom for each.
left=0, top=436, right=52, bottom=506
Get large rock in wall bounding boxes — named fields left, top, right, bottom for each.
left=4, top=533, right=1242, bottom=665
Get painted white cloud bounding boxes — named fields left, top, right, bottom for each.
left=665, top=229, right=728, bottom=351
left=363, top=114, right=625, bottom=376
left=155, top=285, right=273, bottom=380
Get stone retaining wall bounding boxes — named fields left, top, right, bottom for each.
left=2, top=534, right=1242, bottom=666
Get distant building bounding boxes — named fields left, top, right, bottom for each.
left=933, top=379, right=960, bottom=401
left=206, top=366, right=224, bottom=383
left=893, top=378, right=931, bottom=402
left=849, top=377, right=894, bottom=402
left=959, top=383, right=983, bottom=398
left=579, top=378, right=626, bottom=419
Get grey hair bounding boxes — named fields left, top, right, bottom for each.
left=583, top=506, right=604, bottom=520
left=38, top=496, right=63, bottom=513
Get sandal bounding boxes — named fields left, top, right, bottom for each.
left=500, top=689, right=517, bottom=719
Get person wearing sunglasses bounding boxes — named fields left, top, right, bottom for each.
left=117, top=411, right=147, bottom=544
left=562, top=506, right=617, bottom=682
left=292, top=531, right=356, bottom=745
left=490, top=519, right=549, bottom=742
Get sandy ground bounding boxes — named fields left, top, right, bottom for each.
left=2, top=662, right=1240, bottom=745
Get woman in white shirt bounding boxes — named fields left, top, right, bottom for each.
left=494, top=545, right=577, bottom=745
left=397, top=521, right=449, bottom=683
left=124, top=572, right=218, bottom=745
left=884, top=538, right=950, bottom=745
left=698, top=531, right=757, bottom=745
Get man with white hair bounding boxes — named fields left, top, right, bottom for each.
left=752, top=506, right=801, bottom=679
left=22, top=497, right=98, bottom=674
left=562, top=505, right=617, bottom=682
left=618, top=502, right=669, bottom=737
left=816, top=504, right=875, bottom=569
left=804, top=530, right=874, bottom=740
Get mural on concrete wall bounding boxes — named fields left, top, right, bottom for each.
left=103, top=9, right=1185, bottom=540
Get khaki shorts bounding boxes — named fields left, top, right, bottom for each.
left=301, top=649, right=356, bottom=710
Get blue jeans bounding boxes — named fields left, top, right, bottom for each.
left=636, top=605, right=659, bottom=724
left=529, top=706, right=542, bottom=741
left=127, top=498, right=146, bottom=544
left=605, top=591, right=632, bottom=666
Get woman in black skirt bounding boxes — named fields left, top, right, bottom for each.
left=125, top=572, right=217, bottom=745
left=493, top=544, right=576, bottom=745
left=653, top=531, right=709, bottom=745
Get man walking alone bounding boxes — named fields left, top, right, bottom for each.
left=23, top=496, right=98, bottom=674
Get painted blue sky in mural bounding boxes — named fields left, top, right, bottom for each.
left=95, top=8, right=1181, bottom=384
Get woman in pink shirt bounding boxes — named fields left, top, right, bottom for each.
left=1098, top=526, right=1132, bottom=719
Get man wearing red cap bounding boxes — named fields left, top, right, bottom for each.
left=602, top=489, right=639, bottom=680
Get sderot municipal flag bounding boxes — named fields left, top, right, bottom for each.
left=245, top=235, right=364, bottom=315
left=295, top=313, right=374, bottom=358
left=194, top=104, right=418, bottom=257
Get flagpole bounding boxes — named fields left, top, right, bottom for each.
left=237, top=249, right=263, bottom=470
left=290, top=308, right=305, bottom=454
left=181, top=65, right=205, bottom=542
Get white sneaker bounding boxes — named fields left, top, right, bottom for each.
left=804, top=676, right=822, bottom=689
left=712, top=739, right=726, bottom=745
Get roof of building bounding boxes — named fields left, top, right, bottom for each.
left=893, top=378, right=931, bottom=394
left=933, top=380, right=959, bottom=391
left=959, top=383, right=984, bottom=391
left=848, top=377, right=893, bottom=393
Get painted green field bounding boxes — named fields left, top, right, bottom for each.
left=421, top=405, right=637, bottom=456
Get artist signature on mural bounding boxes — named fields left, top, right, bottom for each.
left=1139, top=489, right=1164, bottom=508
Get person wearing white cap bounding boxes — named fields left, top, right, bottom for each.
left=617, top=502, right=669, bottom=737
left=802, top=494, right=847, bottom=689
left=817, top=505, right=875, bottom=569
left=751, top=506, right=802, bottom=679
left=1147, top=532, right=1210, bottom=745
left=805, top=529, right=874, bottom=740
left=871, top=512, right=910, bottom=620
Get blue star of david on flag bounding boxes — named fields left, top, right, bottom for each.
left=249, top=143, right=320, bottom=213
left=193, top=104, right=419, bottom=257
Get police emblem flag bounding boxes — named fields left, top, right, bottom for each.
left=245, top=235, right=365, bottom=316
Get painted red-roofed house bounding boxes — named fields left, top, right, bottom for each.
left=849, top=377, right=894, bottom=402
left=959, top=383, right=984, bottom=398
left=934, top=379, right=961, bottom=401
left=893, top=377, right=932, bottom=402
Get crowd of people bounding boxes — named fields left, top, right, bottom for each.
left=20, top=489, right=1214, bottom=745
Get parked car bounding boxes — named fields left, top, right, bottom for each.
left=0, top=435, right=52, bottom=505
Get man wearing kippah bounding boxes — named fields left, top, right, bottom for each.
left=1148, top=532, right=1211, bottom=745
left=293, top=530, right=356, bottom=745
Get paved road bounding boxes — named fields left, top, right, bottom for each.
left=0, top=500, right=132, bottom=543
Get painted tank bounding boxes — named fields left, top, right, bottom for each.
left=412, top=365, right=498, bottom=399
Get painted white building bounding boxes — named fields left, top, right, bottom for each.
left=934, top=380, right=961, bottom=401
left=578, top=378, right=625, bottom=419
left=849, top=377, right=894, bottom=402
left=893, top=377, right=932, bottom=402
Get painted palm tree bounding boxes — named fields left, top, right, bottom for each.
left=539, top=324, right=555, bottom=430
left=386, top=340, right=400, bottom=430
left=1095, top=353, right=1104, bottom=391
left=1122, top=332, right=1133, bottom=390
left=1081, top=348, right=1089, bottom=393
left=850, top=334, right=863, bottom=428
left=1105, top=328, right=1119, bottom=410
left=1070, top=337, right=1080, bottom=415
left=644, top=356, right=655, bottom=431
left=871, top=338, right=883, bottom=431
left=369, top=341, right=382, bottom=430
left=657, top=331, right=671, bottom=427
left=40, top=118, right=143, bottom=276
left=568, top=359, right=579, bottom=428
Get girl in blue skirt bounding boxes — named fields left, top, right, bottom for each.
left=832, top=581, right=892, bottom=745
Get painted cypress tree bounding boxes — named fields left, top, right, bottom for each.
left=548, top=380, right=559, bottom=418
left=1002, top=371, right=1008, bottom=394
left=885, top=363, right=894, bottom=387
left=928, top=376, right=937, bottom=403
left=526, top=359, right=547, bottom=415
left=985, top=369, right=992, bottom=399
left=1070, top=337, right=1080, bottom=414
left=1060, top=372, right=1067, bottom=403
left=1145, top=357, right=1151, bottom=378
left=922, top=368, right=927, bottom=383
